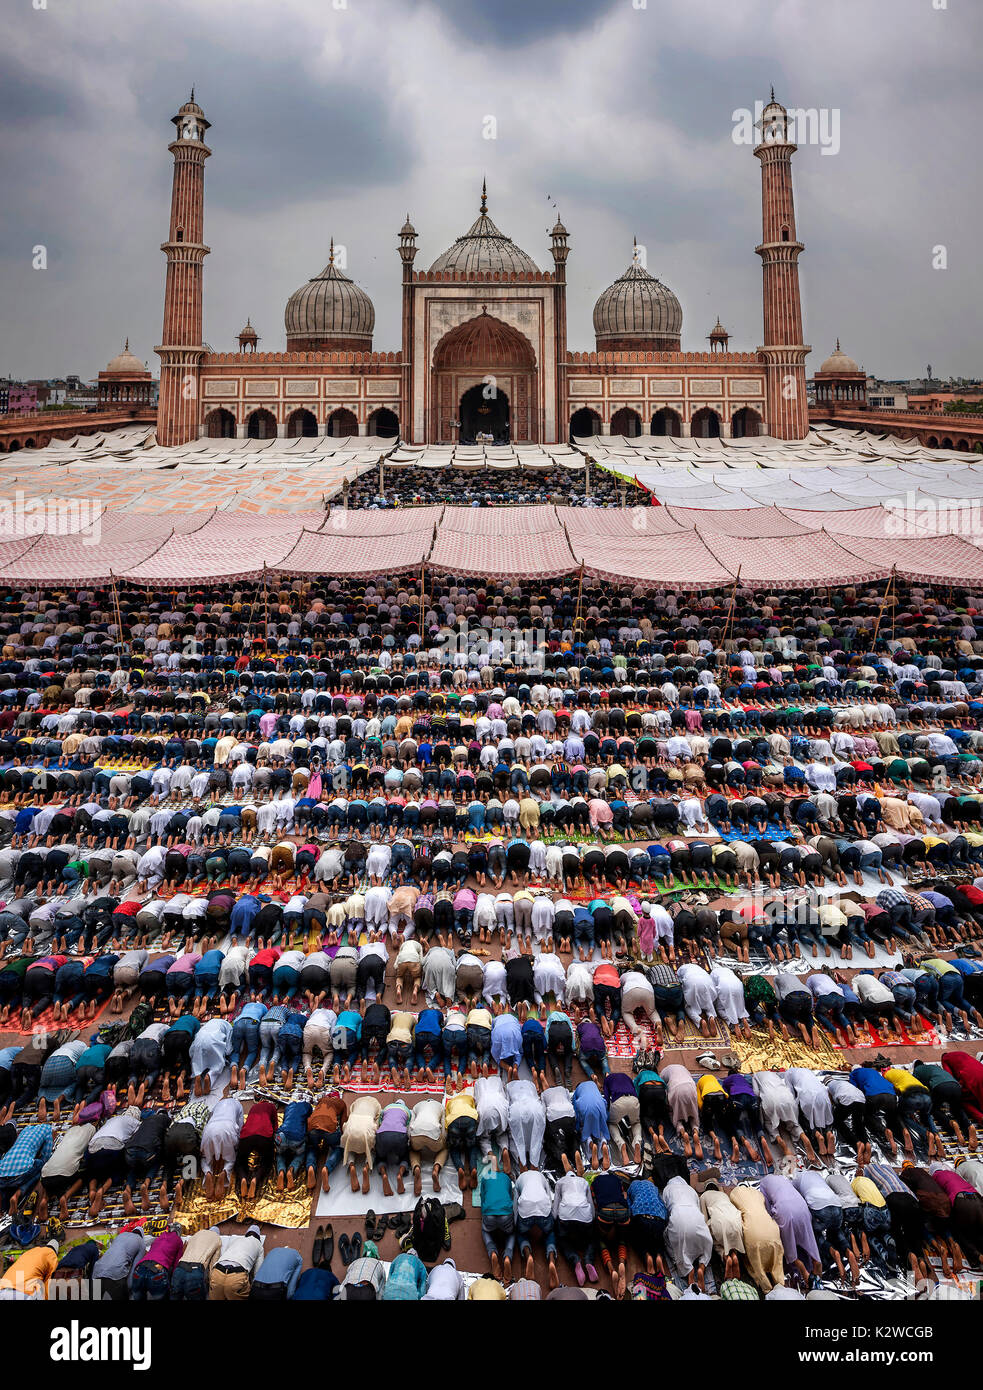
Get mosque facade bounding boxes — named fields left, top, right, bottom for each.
left=155, top=94, right=812, bottom=448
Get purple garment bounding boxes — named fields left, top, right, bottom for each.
left=759, top=1174, right=820, bottom=1266
left=138, top=1231, right=184, bottom=1272
left=578, top=1020, right=605, bottom=1055
left=603, top=1072, right=636, bottom=1105
left=721, top=1073, right=756, bottom=1100
left=377, top=1105, right=410, bottom=1135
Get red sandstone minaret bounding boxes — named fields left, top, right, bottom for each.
left=755, top=91, right=810, bottom=439
left=155, top=92, right=211, bottom=447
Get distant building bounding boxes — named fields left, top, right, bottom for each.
left=97, top=341, right=155, bottom=408
left=866, top=380, right=908, bottom=410
left=907, top=390, right=983, bottom=414
left=5, top=383, right=38, bottom=415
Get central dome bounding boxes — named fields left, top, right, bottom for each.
left=284, top=240, right=375, bottom=352
left=593, top=249, right=683, bottom=351
left=429, top=182, right=539, bottom=277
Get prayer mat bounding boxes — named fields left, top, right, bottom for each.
left=732, top=1025, right=840, bottom=1073
left=171, top=1180, right=248, bottom=1234
left=6, top=996, right=110, bottom=1037
left=833, top=1017, right=942, bottom=1049
left=242, top=1177, right=316, bottom=1229
left=606, top=1020, right=656, bottom=1059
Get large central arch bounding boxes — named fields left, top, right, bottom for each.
left=430, top=311, right=538, bottom=443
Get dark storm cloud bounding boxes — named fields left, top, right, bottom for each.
left=2, top=0, right=981, bottom=382
left=421, top=0, right=621, bottom=45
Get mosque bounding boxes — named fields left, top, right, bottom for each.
left=154, top=92, right=825, bottom=449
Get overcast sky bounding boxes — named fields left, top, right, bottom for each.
left=2, top=0, right=981, bottom=383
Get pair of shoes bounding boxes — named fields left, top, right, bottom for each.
left=390, top=1210, right=412, bottom=1239
left=365, top=1208, right=384, bottom=1241
left=312, top=1223, right=334, bottom=1267
left=338, top=1230, right=362, bottom=1267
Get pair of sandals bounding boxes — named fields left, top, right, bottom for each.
left=338, top=1230, right=363, bottom=1266
left=311, top=1224, right=334, bottom=1267
left=365, top=1209, right=409, bottom=1242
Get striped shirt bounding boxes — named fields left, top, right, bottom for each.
left=866, top=1161, right=909, bottom=1198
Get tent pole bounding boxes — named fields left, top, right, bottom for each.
left=872, top=567, right=895, bottom=647
left=722, top=565, right=742, bottom=647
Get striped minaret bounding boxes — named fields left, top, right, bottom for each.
left=755, top=93, right=810, bottom=439
left=155, top=93, right=211, bottom=447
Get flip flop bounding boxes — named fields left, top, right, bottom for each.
left=338, top=1231, right=352, bottom=1266
left=364, top=1209, right=382, bottom=1241
left=351, top=1230, right=362, bottom=1260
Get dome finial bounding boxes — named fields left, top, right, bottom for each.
left=770, top=84, right=775, bottom=102
left=632, top=235, right=639, bottom=263
left=835, top=336, right=840, bottom=351
left=480, top=178, right=488, bottom=215
left=124, top=337, right=129, bottom=351
left=328, top=237, right=335, bottom=267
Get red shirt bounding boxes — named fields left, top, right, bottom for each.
left=240, top=1100, right=278, bottom=1141
left=251, top=947, right=282, bottom=970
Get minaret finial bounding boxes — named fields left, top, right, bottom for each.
left=329, top=237, right=335, bottom=267
left=124, top=337, right=129, bottom=351
left=190, top=86, right=195, bottom=103
left=480, top=178, right=487, bottom=215
left=770, top=84, right=775, bottom=102
left=835, top=337, right=840, bottom=351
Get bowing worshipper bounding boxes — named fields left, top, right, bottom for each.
left=475, top=1071, right=509, bottom=1160
left=786, top=1067, right=837, bottom=1160
left=912, top=1059, right=979, bottom=1147
left=726, top=1183, right=787, bottom=1293
left=342, top=1095, right=382, bottom=1196
left=709, top=963, right=752, bottom=1040
left=662, top=1174, right=714, bottom=1292
left=540, top=1084, right=581, bottom=1175
left=753, top=1070, right=817, bottom=1161
left=792, top=1169, right=860, bottom=1284
left=942, top=1050, right=983, bottom=1126
left=189, top=1016, right=232, bottom=1096
left=506, top=1077, right=546, bottom=1171
left=694, top=1173, right=746, bottom=1284
left=200, top=1096, right=244, bottom=1200
left=758, top=1174, right=822, bottom=1282
left=569, top=1078, right=611, bottom=1170
left=660, top=1063, right=702, bottom=1159
left=676, top=961, right=719, bottom=1036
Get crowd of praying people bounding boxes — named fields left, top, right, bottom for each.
left=343, top=463, right=643, bottom=509
left=1, top=563, right=983, bottom=1300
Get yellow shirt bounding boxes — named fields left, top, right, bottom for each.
left=851, top=1175, right=886, bottom=1208
left=445, top=1093, right=479, bottom=1127
left=467, top=1008, right=492, bottom=1031
left=884, top=1068, right=927, bottom=1095
left=468, top=1276, right=507, bottom=1300
left=697, top=1074, right=725, bottom=1105
left=387, top=1012, right=416, bottom=1046
left=0, top=1245, right=58, bottom=1298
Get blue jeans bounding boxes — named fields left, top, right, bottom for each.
left=171, top=1261, right=209, bottom=1300
left=579, top=1049, right=610, bottom=1084
left=230, top=1017, right=260, bottom=1073
left=481, top=1211, right=516, bottom=1260
left=305, top=1128, right=344, bottom=1174
left=414, top=1031, right=441, bottom=1071
left=274, top=1135, right=307, bottom=1179
left=258, top=1019, right=282, bottom=1069
left=441, top=1027, right=469, bottom=1076
left=130, top=1259, right=171, bottom=1301
left=516, top=1212, right=557, bottom=1258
